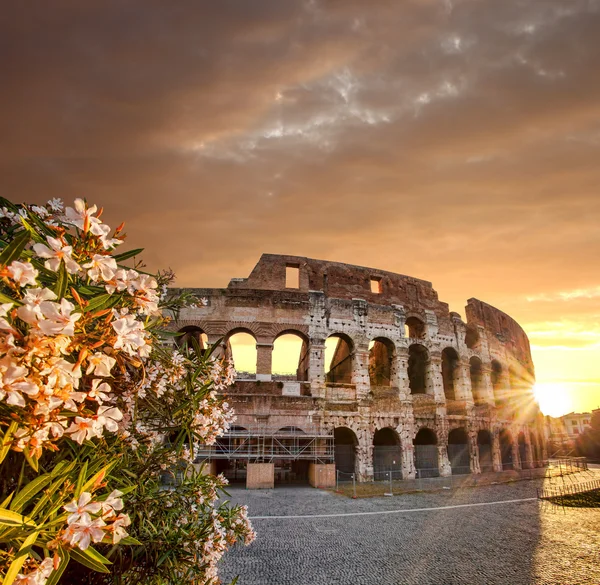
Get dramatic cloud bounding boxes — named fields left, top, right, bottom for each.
left=1, top=0, right=599, bottom=413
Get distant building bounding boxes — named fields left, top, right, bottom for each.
left=562, top=412, right=592, bottom=437
left=546, top=412, right=592, bottom=454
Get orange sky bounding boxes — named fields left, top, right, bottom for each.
left=1, top=1, right=599, bottom=417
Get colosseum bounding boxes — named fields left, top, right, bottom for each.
left=170, top=254, right=547, bottom=489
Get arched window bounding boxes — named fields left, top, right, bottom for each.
left=447, top=428, right=470, bottom=475
left=226, top=330, right=257, bottom=376
left=368, top=337, right=395, bottom=387
left=465, top=325, right=479, bottom=349
left=414, top=428, right=438, bottom=478
left=491, top=360, right=504, bottom=407
left=334, top=427, right=358, bottom=478
left=408, top=344, right=429, bottom=394
left=325, top=334, right=354, bottom=384
left=405, top=316, right=426, bottom=339
left=477, top=430, right=493, bottom=472
left=499, top=429, right=513, bottom=470
left=373, top=428, right=402, bottom=480
left=272, top=331, right=309, bottom=381
left=470, top=357, right=485, bottom=405
left=176, top=326, right=208, bottom=351
left=441, top=348, right=459, bottom=401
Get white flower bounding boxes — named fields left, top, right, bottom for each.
left=110, top=513, right=131, bottom=544
left=0, top=360, right=39, bottom=407
left=32, top=237, right=80, bottom=274
left=30, top=205, right=49, bottom=218
left=0, top=302, right=14, bottom=331
left=85, top=352, right=116, bottom=377
left=47, top=198, right=64, bottom=212
left=101, top=490, right=124, bottom=516
left=82, top=254, right=117, bottom=283
left=88, top=379, right=111, bottom=403
left=16, top=288, right=57, bottom=324
left=64, top=492, right=103, bottom=525
left=65, top=417, right=101, bottom=444
left=112, top=315, right=149, bottom=356
left=96, top=405, right=123, bottom=433
left=62, top=515, right=106, bottom=550
left=64, top=198, right=106, bottom=236
left=6, top=261, right=38, bottom=287
left=14, top=556, right=56, bottom=585
left=38, top=299, right=81, bottom=336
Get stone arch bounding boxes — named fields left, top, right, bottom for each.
left=499, top=429, right=514, bottom=470
left=441, top=347, right=460, bottom=401
left=477, top=429, right=493, bottom=472
left=405, top=316, right=426, bottom=339
left=325, top=333, right=354, bottom=384
left=225, top=328, right=257, bottom=375
left=272, top=330, right=310, bottom=381
left=368, top=337, right=395, bottom=387
left=176, top=325, right=208, bottom=351
left=469, top=356, right=485, bottom=405
left=491, top=360, right=504, bottom=407
left=334, top=427, right=358, bottom=478
left=447, top=428, right=471, bottom=475
left=465, top=325, right=479, bottom=349
left=373, top=427, right=402, bottom=480
left=413, top=428, right=439, bottom=478
left=408, top=344, right=429, bottom=395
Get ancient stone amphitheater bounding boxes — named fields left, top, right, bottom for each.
left=170, top=254, right=547, bottom=488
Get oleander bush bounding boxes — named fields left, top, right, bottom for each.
left=0, top=198, right=254, bottom=585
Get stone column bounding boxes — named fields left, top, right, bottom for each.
left=491, top=431, right=502, bottom=472
left=396, top=346, right=410, bottom=400
left=524, top=431, right=534, bottom=470
left=356, top=429, right=373, bottom=482
left=481, top=364, right=495, bottom=406
left=428, top=353, right=445, bottom=402
left=470, top=430, right=481, bottom=474
left=512, top=441, right=522, bottom=471
left=456, top=362, right=474, bottom=404
left=438, top=445, right=452, bottom=477
left=353, top=343, right=371, bottom=400
left=308, top=338, right=326, bottom=398
left=256, top=342, right=273, bottom=381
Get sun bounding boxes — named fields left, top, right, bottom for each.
left=533, top=382, right=573, bottom=417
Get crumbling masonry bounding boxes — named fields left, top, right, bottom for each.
left=170, top=254, right=546, bottom=487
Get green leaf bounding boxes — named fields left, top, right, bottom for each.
left=54, top=260, right=68, bottom=300
left=0, top=507, right=37, bottom=527
left=117, top=535, right=142, bottom=545
left=113, top=248, right=143, bottom=263
left=0, top=421, right=18, bottom=464
left=23, top=448, right=39, bottom=472
left=2, top=531, right=39, bottom=585
left=45, top=549, right=70, bottom=585
left=0, top=290, right=21, bottom=306
left=69, top=546, right=112, bottom=573
left=84, top=293, right=121, bottom=313
left=80, top=460, right=118, bottom=494
left=75, top=461, right=89, bottom=497
left=0, top=229, right=30, bottom=266
left=10, top=474, right=53, bottom=513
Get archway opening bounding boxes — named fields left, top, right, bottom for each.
left=477, top=430, right=493, bottom=472
left=273, top=426, right=309, bottom=484
left=414, top=428, right=439, bottom=478
left=325, top=334, right=354, bottom=384
left=214, top=425, right=249, bottom=483
left=373, top=428, right=402, bottom=480
left=441, top=347, right=459, bottom=401
left=176, top=326, right=208, bottom=352
left=405, top=316, right=426, bottom=339
left=272, top=332, right=309, bottom=381
left=499, top=430, right=514, bottom=470
left=368, top=338, right=395, bottom=387
left=491, top=360, right=504, bottom=407
left=518, top=432, right=528, bottom=469
left=530, top=431, right=541, bottom=467
left=470, top=356, right=485, bottom=405
left=448, top=428, right=471, bottom=475
left=334, top=427, right=357, bottom=480
left=226, top=331, right=257, bottom=376
left=408, top=344, right=429, bottom=395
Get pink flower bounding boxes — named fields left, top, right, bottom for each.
left=64, top=491, right=102, bottom=525
left=38, top=299, right=81, bottom=336
left=62, top=516, right=106, bottom=550
left=32, top=237, right=80, bottom=274
left=110, top=513, right=131, bottom=544
left=85, top=352, right=116, bottom=377
left=82, top=254, right=117, bottom=282
left=95, top=405, right=123, bottom=433
left=7, top=260, right=38, bottom=287
left=65, top=417, right=101, bottom=444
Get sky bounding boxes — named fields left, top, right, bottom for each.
left=1, top=0, right=599, bottom=417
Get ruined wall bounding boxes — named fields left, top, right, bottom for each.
left=171, top=254, right=546, bottom=481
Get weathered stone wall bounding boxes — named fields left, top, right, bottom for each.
left=171, top=254, right=546, bottom=481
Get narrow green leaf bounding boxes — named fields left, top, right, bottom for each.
left=45, top=549, right=70, bottom=585
left=80, top=461, right=118, bottom=494
left=0, top=507, right=37, bottom=527
left=113, top=248, right=143, bottom=263
left=0, top=229, right=30, bottom=266
left=54, top=260, right=68, bottom=300
left=83, top=293, right=121, bottom=313
left=2, top=531, right=39, bottom=585
left=69, top=547, right=112, bottom=573
left=117, top=535, right=142, bottom=546
left=1, top=493, right=13, bottom=508
left=0, top=291, right=21, bottom=306
left=10, top=474, right=52, bottom=513
left=0, top=421, right=18, bottom=464
left=23, top=448, right=39, bottom=473
left=75, top=461, right=89, bottom=497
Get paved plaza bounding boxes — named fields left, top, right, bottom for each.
left=220, top=473, right=600, bottom=585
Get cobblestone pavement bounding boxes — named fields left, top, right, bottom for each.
left=219, top=472, right=600, bottom=585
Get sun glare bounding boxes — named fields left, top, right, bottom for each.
left=533, top=382, right=573, bottom=417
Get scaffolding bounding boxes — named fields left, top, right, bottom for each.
left=195, top=426, right=334, bottom=464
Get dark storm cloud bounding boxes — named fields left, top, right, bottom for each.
left=1, top=0, right=600, bottom=341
